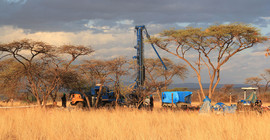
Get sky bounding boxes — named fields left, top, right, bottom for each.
left=0, top=0, right=269, bottom=84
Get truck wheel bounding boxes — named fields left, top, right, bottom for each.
left=76, top=102, right=84, bottom=109
left=104, top=103, right=112, bottom=109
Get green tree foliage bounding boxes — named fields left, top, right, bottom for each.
left=150, top=23, right=268, bottom=98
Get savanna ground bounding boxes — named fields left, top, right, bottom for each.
left=1, top=101, right=270, bottom=140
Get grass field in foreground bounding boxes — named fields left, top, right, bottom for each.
left=0, top=108, right=270, bottom=140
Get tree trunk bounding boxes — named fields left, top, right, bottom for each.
left=34, top=94, right=42, bottom=107
left=115, top=90, right=119, bottom=107
left=81, top=91, right=91, bottom=110
left=264, top=82, right=269, bottom=93
left=115, top=77, right=120, bottom=107
left=42, top=96, right=46, bottom=108
left=95, top=84, right=103, bottom=108
left=156, top=88, right=162, bottom=102
left=197, top=76, right=206, bottom=99
left=197, top=90, right=202, bottom=103
left=50, top=92, right=57, bottom=104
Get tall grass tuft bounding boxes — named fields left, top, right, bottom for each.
left=0, top=108, right=270, bottom=140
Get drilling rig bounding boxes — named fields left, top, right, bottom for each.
left=134, top=25, right=167, bottom=89
left=126, top=25, right=167, bottom=108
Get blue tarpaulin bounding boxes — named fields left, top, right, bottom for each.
left=213, top=102, right=225, bottom=111
left=212, top=102, right=237, bottom=114
left=162, top=91, right=192, bottom=104
left=199, top=96, right=211, bottom=113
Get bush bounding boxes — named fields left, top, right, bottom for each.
left=257, top=92, right=270, bottom=102
left=166, top=87, right=189, bottom=92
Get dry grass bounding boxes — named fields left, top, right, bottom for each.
left=0, top=107, right=270, bottom=140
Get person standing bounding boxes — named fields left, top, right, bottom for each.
left=150, top=95, right=154, bottom=111
left=61, top=93, right=67, bottom=108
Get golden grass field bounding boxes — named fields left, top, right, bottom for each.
left=0, top=105, right=270, bottom=140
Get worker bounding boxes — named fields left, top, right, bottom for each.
left=61, top=93, right=67, bottom=108
left=150, top=95, right=154, bottom=111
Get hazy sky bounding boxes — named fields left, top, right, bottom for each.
left=0, top=0, right=269, bottom=84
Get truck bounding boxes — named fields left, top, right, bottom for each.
left=70, top=84, right=124, bottom=108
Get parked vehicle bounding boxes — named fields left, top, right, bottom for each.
left=70, top=85, right=124, bottom=108
left=162, top=91, right=193, bottom=109
left=237, top=87, right=262, bottom=113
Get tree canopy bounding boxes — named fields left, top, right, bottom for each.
left=150, top=23, right=268, bottom=98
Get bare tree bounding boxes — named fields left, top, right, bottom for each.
left=48, top=45, right=94, bottom=103
left=80, top=60, right=111, bottom=108
left=144, top=58, right=187, bottom=101
left=107, top=57, right=129, bottom=106
left=0, top=59, right=25, bottom=101
left=59, top=69, right=93, bottom=109
left=260, top=69, right=270, bottom=93
left=212, top=84, right=235, bottom=102
left=220, top=84, right=234, bottom=94
left=245, top=77, right=263, bottom=93
left=150, top=23, right=267, bottom=98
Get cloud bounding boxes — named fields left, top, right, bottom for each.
left=1, top=0, right=270, bottom=32
left=0, top=26, right=115, bottom=45
left=4, top=0, right=27, bottom=5
left=0, top=25, right=138, bottom=60
left=0, top=25, right=267, bottom=84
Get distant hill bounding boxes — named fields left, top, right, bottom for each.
left=168, top=83, right=250, bottom=89
left=122, top=81, right=250, bottom=89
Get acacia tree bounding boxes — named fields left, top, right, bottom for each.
left=0, top=39, right=94, bottom=107
left=245, top=69, right=270, bottom=93
left=48, top=45, right=94, bottom=103
left=0, top=59, right=25, bottom=101
left=107, top=57, right=129, bottom=106
left=245, top=77, right=263, bottom=93
left=261, top=69, right=270, bottom=93
left=151, top=23, right=267, bottom=98
left=59, top=68, right=93, bottom=109
left=59, top=45, right=94, bottom=70
left=144, top=58, right=187, bottom=101
left=0, top=39, right=56, bottom=106
left=80, top=59, right=111, bottom=108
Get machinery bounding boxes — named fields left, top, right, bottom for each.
left=127, top=25, right=167, bottom=108
left=70, top=25, right=167, bottom=109
left=237, top=87, right=262, bottom=113
left=70, top=91, right=87, bottom=108
left=133, top=25, right=167, bottom=89
left=70, top=85, right=124, bottom=108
